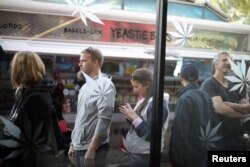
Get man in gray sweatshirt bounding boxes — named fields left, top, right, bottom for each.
left=68, top=47, right=116, bottom=167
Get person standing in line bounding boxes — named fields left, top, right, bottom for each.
left=0, top=51, right=58, bottom=167
left=118, top=68, right=169, bottom=167
left=68, top=47, right=116, bottom=167
left=50, top=70, right=67, bottom=132
left=201, top=51, right=249, bottom=150
left=169, top=63, right=220, bottom=167
left=224, top=102, right=250, bottom=114
left=49, top=70, right=72, bottom=151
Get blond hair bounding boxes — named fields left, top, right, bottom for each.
left=11, top=51, right=45, bottom=88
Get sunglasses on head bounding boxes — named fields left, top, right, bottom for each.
left=86, top=47, right=93, bottom=53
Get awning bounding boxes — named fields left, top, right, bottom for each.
left=1, top=39, right=249, bottom=61
left=0, top=39, right=177, bottom=61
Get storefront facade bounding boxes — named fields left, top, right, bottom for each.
left=1, top=1, right=250, bottom=166
left=1, top=4, right=250, bottom=113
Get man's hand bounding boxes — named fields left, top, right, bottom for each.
left=68, top=145, right=75, bottom=164
left=84, top=147, right=96, bottom=167
left=84, top=134, right=103, bottom=166
left=225, top=101, right=250, bottom=115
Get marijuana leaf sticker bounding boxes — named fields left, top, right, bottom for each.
left=168, top=21, right=194, bottom=46
left=199, top=121, right=222, bottom=150
left=65, top=0, right=108, bottom=26
left=0, top=114, right=51, bottom=160
left=82, top=72, right=115, bottom=108
left=225, top=58, right=250, bottom=93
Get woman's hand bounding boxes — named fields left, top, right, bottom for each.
left=118, top=103, right=138, bottom=120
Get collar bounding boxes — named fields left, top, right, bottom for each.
left=178, top=83, right=199, bottom=97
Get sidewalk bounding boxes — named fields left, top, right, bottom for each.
left=55, top=149, right=171, bottom=167
left=0, top=113, right=173, bottom=167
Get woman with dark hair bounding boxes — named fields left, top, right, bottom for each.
left=49, top=70, right=71, bottom=150
left=118, top=68, right=169, bottom=167
left=50, top=70, right=69, bottom=132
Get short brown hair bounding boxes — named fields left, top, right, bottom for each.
left=81, top=47, right=104, bottom=67
left=10, top=51, right=45, bottom=88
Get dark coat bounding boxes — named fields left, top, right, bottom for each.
left=169, top=83, right=220, bottom=167
left=2, top=78, right=61, bottom=167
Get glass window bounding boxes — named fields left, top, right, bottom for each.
left=31, top=0, right=122, bottom=9
left=102, top=61, right=120, bottom=76
left=0, top=47, right=12, bottom=77
left=41, top=56, right=54, bottom=72
left=55, top=56, right=79, bottom=73
left=30, top=0, right=226, bottom=21
left=168, top=3, right=202, bottom=19
left=183, top=57, right=213, bottom=79
left=94, top=0, right=122, bottom=9
left=53, top=55, right=80, bottom=113
left=0, top=52, right=14, bottom=115
left=204, top=8, right=225, bottom=21
left=168, top=2, right=225, bottom=21
left=123, top=0, right=156, bottom=12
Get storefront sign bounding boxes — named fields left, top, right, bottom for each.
left=0, top=11, right=248, bottom=52
left=183, top=29, right=248, bottom=51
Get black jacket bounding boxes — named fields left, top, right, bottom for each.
left=169, top=83, right=220, bottom=167
left=2, top=78, right=62, bottom=167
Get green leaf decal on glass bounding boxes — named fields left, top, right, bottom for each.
left=225, top=58, right=250, bottom=93
left=0, top=114, right=51, bottom=160
left=199, top=120, right=222, bottom=149
left=0, top=116, right=24, bottom=141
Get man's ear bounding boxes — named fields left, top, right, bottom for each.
left=93, top=59, right=99, bottom=67
left=179, top=76, right=185, bottom=85
left=179, top=75, right=183, bottom=81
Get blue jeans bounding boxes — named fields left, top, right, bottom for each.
left=75, top=144, right=109, bottom=167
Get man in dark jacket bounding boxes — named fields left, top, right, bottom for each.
left=169, top=63, right=222, bottom=167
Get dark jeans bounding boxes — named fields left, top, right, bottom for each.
left=127, top=152, right=150, bottom=167
left=75, top=144, right=109, bottom=167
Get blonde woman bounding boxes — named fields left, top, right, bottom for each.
left=3, top=51, right=57, bottom=167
